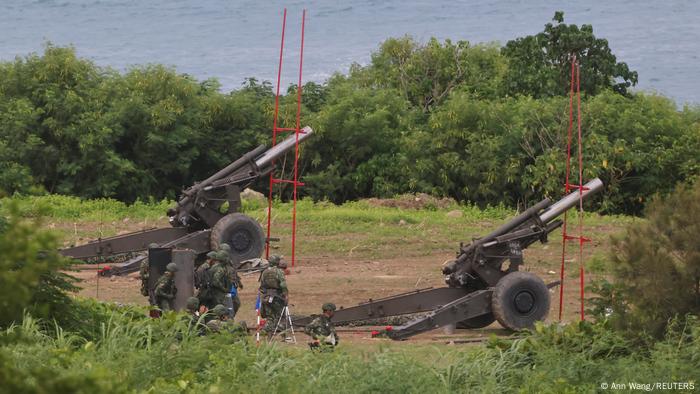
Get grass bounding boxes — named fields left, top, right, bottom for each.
left=1, top=302, right=698, bottom=393
left=1, top=195, right=696, bottom=393
left=0, top=194, right=632, bottom=260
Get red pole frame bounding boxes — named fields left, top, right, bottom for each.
left=266, top=9, right=287, bottom=259
left=558, top=55, right=590, bottom=322
left=266, top=9, right=306, bottom=268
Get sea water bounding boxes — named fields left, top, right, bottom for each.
left=0, top=0, right=698, bottom=105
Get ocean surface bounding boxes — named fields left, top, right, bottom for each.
left=1, top=0, right=698, bottom=105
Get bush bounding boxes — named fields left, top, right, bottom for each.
left=591, top=180, right=700, bottom=336
left=0, top=202, right=79, bottom=328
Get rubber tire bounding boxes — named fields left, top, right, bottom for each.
left=456, top=313, right=496, bottom=329
left=492, top=272, right=550, bottom=331
left=210, top=213, right=265, bottom=262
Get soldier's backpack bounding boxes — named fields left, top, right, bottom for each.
left=195, top=264, right=213, bottom=291
left=260, top=268, right=281, bottom=289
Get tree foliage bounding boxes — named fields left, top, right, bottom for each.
left=0, top=12, right=698, bottom=216
left=364, top=36, right=505, bottom=111
left=502, top=11, right=638, bottom=98
left=0, top=202, right=79, bottom=327
left=599, top=181, right=700, bottom=336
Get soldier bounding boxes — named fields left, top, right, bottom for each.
left=209, top=251, right=232, bottom=310
left=304, top=303, right=339, bottom=351
left=183, top=296, right=207, bottom=336
left=154, top=263, right=178, bottom=312
left=205, top=304, right=248, bottom=335
left=218, top=243, right=243, bottom=317
left=195, top=251, right=217, bottom=309
left=139, top=243, right=159, bottom=301
left=258, top=255, right=288, bottom=335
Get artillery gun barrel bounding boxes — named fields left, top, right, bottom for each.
left=254, top=126, right=313, bottom=169
left=177, top=126, right=313, bottom=207
left=194, top=145, right=268, bottom=193
left=538, top=178, right=604, bottom=223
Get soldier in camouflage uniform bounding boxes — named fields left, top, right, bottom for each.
left=205, top=304, right=248, bottom=336
left=305, top=303, right=339, bottom=351
left=154, top=263, right=178, bottom=312
left=258, top=255, right=288, bottom=334
left=209, top=251, right=232, bottom=310
left=195, top=251, right=218, bottom=309
left=139, top=243, right=159, bottom=302
left=183, top=296, right=207, bottom=336
left=218, top=243, right=243, bottom=316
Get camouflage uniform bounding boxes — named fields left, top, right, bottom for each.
left=139, top=243, right=159, bottom=300
left=205, top=304, right=247, bottom=336
left=139, top=259, right=150, bottom=297
left=218, top=244, right=243, bottom=316
left=209, top=252, right=232, bottom=309
left=259, top=255, right=288, bottom=333
left=305, top=303, right=339, bottom=351
left=183, top=297, right=206, bottom=336
left=195, top=252, right=217, bottom=309
left=154, top=263, right=178, bottom=312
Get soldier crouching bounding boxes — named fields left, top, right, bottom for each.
left=305, top=303, right=339, bottom=351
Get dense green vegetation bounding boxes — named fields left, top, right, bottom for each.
left=1, top=306, right=698, bottom=393
left=0, top=179, right=698, bottom=393
left=590, top=181, right=700, bottom=338
left=0, top=13, right=698, bottom=215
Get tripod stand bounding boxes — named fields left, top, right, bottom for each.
left=268, top=305, right=297, bottom=344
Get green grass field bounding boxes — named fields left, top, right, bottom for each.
left=0, top=194, right=697, bottom=393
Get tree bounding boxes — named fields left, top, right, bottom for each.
left=0, top=202, right=79, bottom=327
left=362, top=36, right=506, bottom=112
left=601, top=181, right=700, bottom=336
left=502, top=11, right=638, bottom=98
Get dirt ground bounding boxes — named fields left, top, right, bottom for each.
left=72, top=237, right=606, bottom=347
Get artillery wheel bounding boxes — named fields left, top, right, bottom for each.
left=210, top=213, right=265, bottom=262
left=492, top=272, right=550, bottom=331
left=456, top=313, right=495, bottom=329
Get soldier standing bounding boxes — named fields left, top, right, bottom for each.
left=209, top=251, right=232, bottom=310
left=258, top=255, right=288, bottom=334
left=195, top=251, right=217, bottom=309
left=217, top=243, right=243, bottom=317
left=154, top=263, right=178, bottom=312
left=139, top=243, right=159, bottom=303
left=304, top=303, right=339, bottom=351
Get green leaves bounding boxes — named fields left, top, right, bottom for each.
left=599, top=181, right=700, bottom=337
left=0, top=202, right=78, bottom=328
left=502, top=12, right=638, bottom=98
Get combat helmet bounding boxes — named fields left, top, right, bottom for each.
left=211, top=304, right=228, bottom=318
left=186, top=297, right=199, bottom=311
left=268, top=255, right=281, bottom=266
left=218, top=243, right=231, bottom=253
left=322, top=302, right=337, bottom=312
left=206, top=251, right=217, bottom=260
left=166, top=263, right=178, bottom=272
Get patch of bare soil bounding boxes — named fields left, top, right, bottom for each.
left=73, top=249, right=607, bottom=348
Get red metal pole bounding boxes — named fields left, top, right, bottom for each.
left=291, top=9, right=306, bottom=268
left=558, top=55, right=577, bottom=321
left=576, top=63, right=585, bottom=321
left=266, top=8, right=287, bottom=259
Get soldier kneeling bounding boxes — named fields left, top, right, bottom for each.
left=305, top=303, right=339, bottom=351
left=205, top=305, right=248, bottom=336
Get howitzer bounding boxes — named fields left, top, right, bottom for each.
left=294, top=178, right=604, bottom=339
left=60, top=127, right=314, bottom=276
